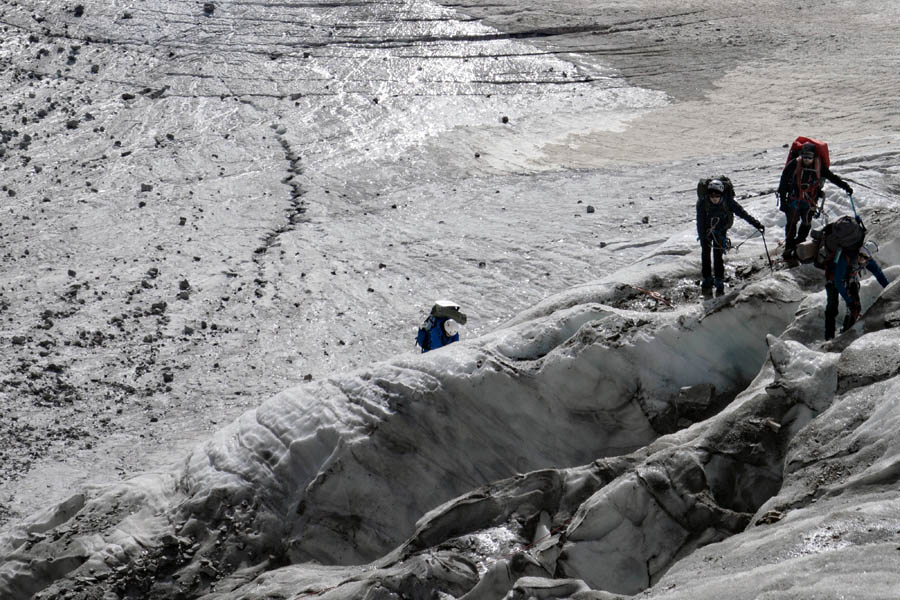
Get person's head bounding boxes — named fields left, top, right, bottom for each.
left=800, top=143, right=816, bottom=164
left=708, top=179, right=725, bottom=203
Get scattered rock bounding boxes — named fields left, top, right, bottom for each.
left=756, top=510, right=784, bottom=525
left=586, top=205, right=595, bottom=214
left=140, top=183, right=153, bottom=193
left=73, top=5, right=85, bottom=17
left=203, top=2, right=215, bottom=16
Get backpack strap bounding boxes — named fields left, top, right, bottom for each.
left=795, top=156, right=823, bottom=207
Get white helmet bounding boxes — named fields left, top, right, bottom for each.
left=708, top=179, right=725, bottom=193
left=442, top=319, right=459, bottom=337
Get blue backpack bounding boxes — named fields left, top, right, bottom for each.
left=415, top=301, right=467, bottom=353
left=416, top=316, right=459, bottom=353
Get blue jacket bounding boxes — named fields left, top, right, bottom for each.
left=416, top=316, right=459, bottom=353
left=833, top=254, right=889, bottom=304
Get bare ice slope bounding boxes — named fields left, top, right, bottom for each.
left=3, top=218, right=900, bottom=599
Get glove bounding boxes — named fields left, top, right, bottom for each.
left=756, top=223, right=765, bottom=233
left=845, top=186, right=854, bottom=196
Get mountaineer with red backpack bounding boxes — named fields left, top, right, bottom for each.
left=777, top=137, right=854, bottom=263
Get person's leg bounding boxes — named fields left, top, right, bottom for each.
left=842, top=282, right=862, bottom=332
left=783, top=206, right=799, bottom=258
left=701, top=243, right=713, bottom=289
left=825, top=282, right=839, bottom=340
left=795, top=205, right=814, bottom=245
left=713, top=247, right=725, bottom=293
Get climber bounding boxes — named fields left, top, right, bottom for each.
left=416, top=300, right=467, bottom=352
left=696, top=177, right=765, bottom=296
left=826, top=244, right=889, bottom=338
left=778, top=139, right=853, bottom=263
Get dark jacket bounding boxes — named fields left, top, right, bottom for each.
left=778, top=158, right=852, bottom=205
left=696, top=196, right=761, bottom=243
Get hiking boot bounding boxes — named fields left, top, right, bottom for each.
left=700, top=279, right=713, bottom=297
left=782, top=247, right=796, bottom=261
left=715, top=284, right=725, bottom=297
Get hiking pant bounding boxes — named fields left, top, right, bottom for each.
left=825, top=281, right=861, bottom=339
left=824, top=282, right=839, bottom=339
left=700, top=242, right=724, bottom=286
left=784, top=202, right=815, bottom=249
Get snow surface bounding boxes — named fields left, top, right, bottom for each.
left=2, top=0, right=900, bottom=599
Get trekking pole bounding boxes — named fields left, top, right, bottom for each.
left=848, top=192, right=860, bottom=220
left=733, top=229, right=762, bottom=251
left=761, top=232, right=774, bottom=271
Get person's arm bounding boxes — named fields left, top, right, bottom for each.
left=696, top=200, right=706, bottom=241
left=778, top=161, right=796, bottom=198
left=866, top=259, right=890, bottom=287
left=823, top=167, right=853, bottom=195
left=730, top=199, right=763, bottom=231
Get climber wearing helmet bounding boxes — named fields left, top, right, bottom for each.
left=415, top=300, right=467, bottom=352
left=696, top=176, right=765, bottom=296
left=778, top=141, right=854, bottom=264
left=826, top=243, right=890, bottom=338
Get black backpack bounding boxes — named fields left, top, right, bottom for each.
left=823, top=216, right=865, bottom=255
left=809, top=216, right=866, bottom=268
left=697, top=176, right=735, bottom=229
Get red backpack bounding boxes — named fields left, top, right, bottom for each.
left=785, top=136, right=830, bottom=207
left=785, top=136, right=830, bottom=169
